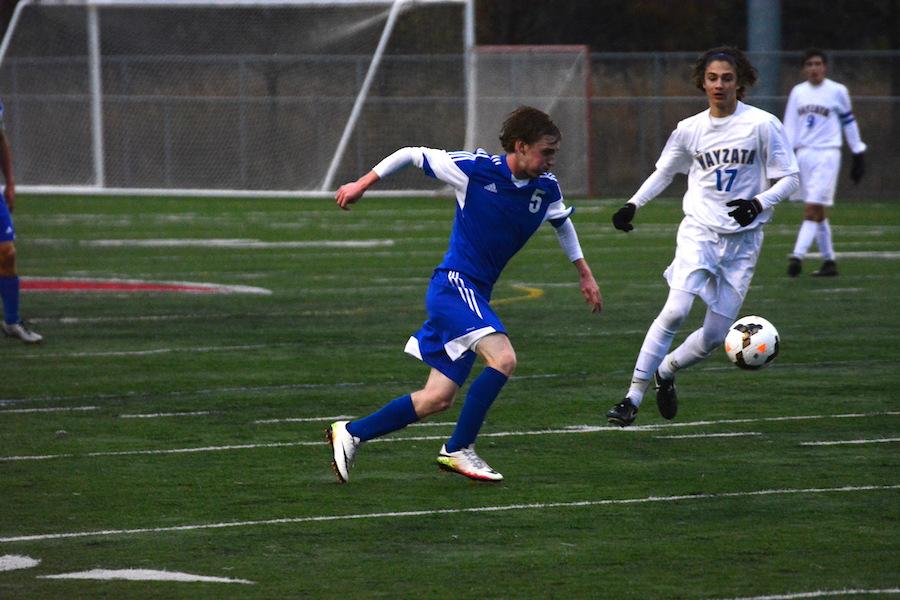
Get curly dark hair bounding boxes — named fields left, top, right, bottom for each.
left=691, top=46, right=758, bottom=101
left=498, top=106, right=561, bottom=153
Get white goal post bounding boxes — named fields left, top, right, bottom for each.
left=0, top=1, right=593, bottom=199
left=0, top=0, right=475, bottom=198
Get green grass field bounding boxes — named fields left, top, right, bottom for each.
left=1, top=194, right=898, bottom=599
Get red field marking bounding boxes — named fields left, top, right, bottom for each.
left=20, top=277, right=270, bottom=295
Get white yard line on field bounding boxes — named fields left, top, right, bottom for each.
left=618, top=412, right=900, bottom=430
left=778, top=251, right=900, bottom=260
left=30, top=308, right=369, bottom=324
left=120, top=411, right=211, bottom=419
left=18, top=342, right=295, bottom=359
left=2, top=411, right=897, bottom=463
left=655, top=432, right=762, bottom=440
left=82, top=239, right=395, bottom=249
left=0, top=555, right=40, bottom=571
left=1, top=441, right=315, bottom=462
left=0, top=406, right=99, bottom=414
left=832, top=251, right=900, bottom=259
left=254, top=415, right=355, bottom=424
left=800, top=438, right=900, bottom=446
left=39, top=569, right=254, bottom=585
left=0, top=484, right=896, bottom=544
left=719, top=588, right=900, bottom=599
left=1, top=381, right=373, bottom=406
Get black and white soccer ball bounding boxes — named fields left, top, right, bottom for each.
left=724, top=315, right=780, bottom=370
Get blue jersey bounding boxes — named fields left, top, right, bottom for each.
left=409, top=148, right=573, bottom=293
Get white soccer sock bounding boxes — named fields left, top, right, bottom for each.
left=627, top=377, right=652, bottom=405
left=816, top=219, right=835, bottom=261
left=662, top=311, right=733, bottom=376
left=792, top=220, right=818, bottom=259
left=661, top=329, right=708, bottom=375
left=628, top=319, right=678, bottom=405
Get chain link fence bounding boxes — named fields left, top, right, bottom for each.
left=1, top=31, right=897, bottom=198
left=590, top=50, right=900, bottom=200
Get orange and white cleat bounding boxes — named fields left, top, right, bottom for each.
left=436, top=444, right=503, bottom=482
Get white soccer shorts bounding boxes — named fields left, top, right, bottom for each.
left=663, top=217, right=764, bottom=320
left=790, top=148, right=840, bottom=206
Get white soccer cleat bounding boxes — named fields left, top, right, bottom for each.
left=436, top=444, right=503, bottom=482
left=326, top=420, right=360, bottom=483
left=2, top=321, right=43, bottom=344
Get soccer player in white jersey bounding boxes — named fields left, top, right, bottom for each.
left=783, top=48, right=866, bottom=277
left=605, top=47, right=799, bottom=427
left=327, top=106, right=602, bottom=482
left=0, top=98, right=42, bottom=343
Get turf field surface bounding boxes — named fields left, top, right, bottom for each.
left=1, top=195, right=897, bottom=598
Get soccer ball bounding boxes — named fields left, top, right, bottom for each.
left=724, top=315, right=780, bottom=370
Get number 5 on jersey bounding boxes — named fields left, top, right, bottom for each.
left=529, top=189, right=544, bottom=213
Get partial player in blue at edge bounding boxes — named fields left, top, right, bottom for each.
left=328, top=106, right=602, bottom=482
left=0, top=98, right=42, bottom=344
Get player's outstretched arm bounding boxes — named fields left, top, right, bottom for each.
left=611, top=203, right=636, bottom=232
left=552, top=218, right=602, bottom=313
left=613, top=167, right=676, bottom=232
left=335, top=170, right=380, bottom=211
left=574, top=257, right=602, bottom=313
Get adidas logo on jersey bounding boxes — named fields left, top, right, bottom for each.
left=483, top=183, right=498, bottom=193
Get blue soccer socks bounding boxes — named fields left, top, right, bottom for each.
left=445, top=367, right=508, bottom=452
left=346, top=394, right=418, bottom=442
left=0, top=275, right=20, bottom=325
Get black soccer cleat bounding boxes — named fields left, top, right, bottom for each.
left=787, top=257, right=802, bottom=277
left=812, top=260, right=838, bottom=277
left=606, top=398, right=639, bottom=427
left=654, top=370, right=678, bottom=420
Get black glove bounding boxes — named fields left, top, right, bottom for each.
left=850, top=152, right=865, bottom=184
left=611, top=203, right=636, bottom=232
left=726, top=198, right=762, bottom=227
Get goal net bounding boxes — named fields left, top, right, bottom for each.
left=471, top=45, right=592, bottom=196
left=0, top=0, right=470, bottom=197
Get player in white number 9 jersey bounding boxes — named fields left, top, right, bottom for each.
left=783, top=49, right=867, bottom=277
left=605, top=46, right=799, bottom=427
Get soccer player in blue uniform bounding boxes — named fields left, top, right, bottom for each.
left=328, top=106, right=601, bottom=482
left=0, top=98, right=42, bottom=344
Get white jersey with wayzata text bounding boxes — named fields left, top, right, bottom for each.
left=632, top=102, right=798, bottom=234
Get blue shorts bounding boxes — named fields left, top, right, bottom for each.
left=404, top=269, right=506, bottom=386
left=0, top=192, right=13, bottom=242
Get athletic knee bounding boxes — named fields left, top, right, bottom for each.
left=657, top=291, right=694, bottom=331
left=486, top=349, right=517, bottom=376
left=656, top=306, right=688, bottom=332
left=0, top=243, right=16, bottom=275
left=803, top=204, right=826, bottom=222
